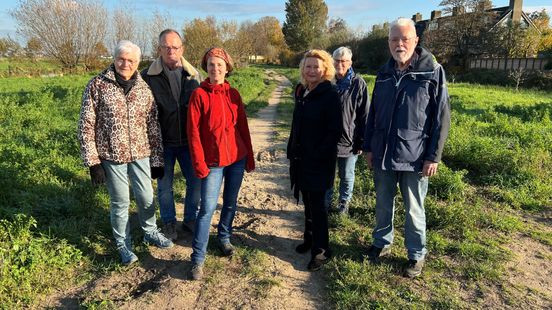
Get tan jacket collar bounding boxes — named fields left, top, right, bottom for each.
left=147, top=56, right=200, bottom=78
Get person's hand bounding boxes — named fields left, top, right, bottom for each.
left=422, top=160, right=438, bottom=177
left=363, top=152, right=373, bottom=169
left=150, top=166, right=165, bottom=179
left=353, top=149, right=363, bottom=155
left=89, top=164, right=106, bottom=185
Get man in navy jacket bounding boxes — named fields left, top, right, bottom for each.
left=363, top=18, right=451, bottom=278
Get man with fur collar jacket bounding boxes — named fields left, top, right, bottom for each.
left=141, top=29, right=203, bottom=241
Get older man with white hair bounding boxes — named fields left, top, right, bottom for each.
left=363, top=18, right=451, bottom=277
left=326, top=46, right=369, bottom=215
left=78, top=40, right=174, bottom=266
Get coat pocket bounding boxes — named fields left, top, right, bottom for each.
left=394, top=128, right=427, bottom=163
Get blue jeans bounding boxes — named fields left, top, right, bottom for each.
left=372, top=167, right=428, bottom=260
left=102, top=158, right=157, bottom=248
left=157, top=145, right=201, bottom=224
left=326, top=155, right=358, bottom=205
left=191, top=158, right=245, bottom=265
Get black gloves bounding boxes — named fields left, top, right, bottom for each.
left=89, top=164, right=106, bottom=185
left=151, top=166, right=165, bottom=180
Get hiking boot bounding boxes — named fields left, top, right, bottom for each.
left=182, top=219, right=196, bottom=234
left=162, top=222, right=178, bottom=241
left=143, top=229, right=174, bottom=248
left=218, top=240, right=235, bottom=256
left=404, top=259, right=425, bottom=278
left=366, top=245, right=391, bottom=263
left=117, top=245, right=138, bottom=266
left=307, top=249, right=332, bottom=271
left=337, top=200, right=349, bottom=216
left=188, top=264, right=204, bottom=281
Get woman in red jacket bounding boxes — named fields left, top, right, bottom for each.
left=187, top=47, right=255, bottom=280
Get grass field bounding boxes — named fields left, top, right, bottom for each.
left=0, top=65, right=276, bottom=308
left=0, top=65, right=551, bottom=308
left=274, top=68, right=552, bottom=309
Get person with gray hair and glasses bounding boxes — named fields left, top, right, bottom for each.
left=78, top=40, right=174, bottom=266
left=363, top=18, right=450, bottom=278
left=326, top=46, right=369, bottom=216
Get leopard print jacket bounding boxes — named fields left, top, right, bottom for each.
left=78, top=65, right=163, bottom=167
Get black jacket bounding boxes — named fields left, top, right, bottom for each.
left=363, top=47, right=451, bottom=172
left=287, top=80, right=342, bottom=197
left=141, top=57, right=202, bottom=147
left=336, top=73, right=369, bottom=157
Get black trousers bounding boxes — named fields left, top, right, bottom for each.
left=301, top=189, right=329, bottom=257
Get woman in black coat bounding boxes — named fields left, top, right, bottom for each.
left=287, top=49, right=342, bottom=271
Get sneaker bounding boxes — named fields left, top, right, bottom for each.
left=404, top=259, right=425, bottom=278
left=182, top=219, right=196, bottom=234
left=188, top=264, right=204, bottom=280
left=218, top=240, right=235, bottom=256
left=162, top=222, right=178, bottom=241
left=307, top=249, right=332, bottom=271
left=366, top=245, right=391, bottom=263
left=143, top=229, right=174, bottom=248
left=337, top=200, right=349, bottom=216
left=118, top=245, right=138, bottom=266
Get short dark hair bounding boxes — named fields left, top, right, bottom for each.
left=158, top=29, right=182, bottom=43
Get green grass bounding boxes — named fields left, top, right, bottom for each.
left=273, top=70, right=552, bottom=308
left=0, top=66, right=279, bottom=308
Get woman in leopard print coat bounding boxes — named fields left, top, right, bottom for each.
left=78, top=40, right=173, bottom=265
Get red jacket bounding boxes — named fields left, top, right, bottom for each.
left=187, top=79, right=255, bottom=178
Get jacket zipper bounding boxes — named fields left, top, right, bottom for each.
left=380, top=70, right=435, bottom=169
left=222, top=91, right=231, bottom=163
left=125, top=89, right=134, bottom=161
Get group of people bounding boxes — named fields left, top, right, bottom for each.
left=77, top=16, right=450, bottom=280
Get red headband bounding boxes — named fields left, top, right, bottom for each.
left=201, top=47, right=234, bottom=73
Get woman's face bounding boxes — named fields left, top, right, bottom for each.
left=207, top=56, right=228, bottom=84
left=114, top=52, right=139, bottom=80
left=303, top=57, right=325, bottom=86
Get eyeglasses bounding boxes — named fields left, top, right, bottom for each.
left=389, top=37, right=416, bottom=44
left=115, top=57, right=138, bottom=66
left=159, top=45, right=182, bottom=51
left=334, top=59, right=351, bottom=64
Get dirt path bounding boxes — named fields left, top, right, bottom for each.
left=43, top=71, right=328, bottom=309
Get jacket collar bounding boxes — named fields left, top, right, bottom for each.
left=146, top=56, right=200, bottom=79
left=298, top=80, right=333, bottom=98
left=199, top=78, right=231, bottom=93
left=381, top=47, right=437, bottom=75
left=101, top=64, right=147, bottom=89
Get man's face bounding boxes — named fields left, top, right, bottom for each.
left=159, top=32, right=183, bottom=65
left=388, top=25, right=419, bottom=66
left=334, top=57, right=352, bottom=79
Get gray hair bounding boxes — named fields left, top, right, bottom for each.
left=332, top=46, right=353, bottom=60
left=388, top=18, right=416, bottom=36
left=158, top=28, right=182, bottom=44
left=113, top=40, right=141, bottom=60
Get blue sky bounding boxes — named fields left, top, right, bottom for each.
left=1, top=0, right=551, bottom=41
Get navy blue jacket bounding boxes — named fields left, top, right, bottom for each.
left=336, top=73, right=370, bottom=157
left=287, top=80, right=342, bottom=198
left=363, top=47, right=451, bottom=172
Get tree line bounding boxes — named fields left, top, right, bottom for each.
left=2, top=0, right=551, bottom=72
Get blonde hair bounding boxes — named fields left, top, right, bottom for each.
left=299, top=49, right=335, bottom=87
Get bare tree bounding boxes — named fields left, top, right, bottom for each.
left=0, top=36, right=22, bottom=57
left=11, top=0, right=107, bottom=69
left=112, top=2, right=136, bottom=47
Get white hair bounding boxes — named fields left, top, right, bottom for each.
left=332, top=46, right=353, bottom=60
left=388, top=18, right=416, bottom=36
left=113, top=40, right=141, bottom=60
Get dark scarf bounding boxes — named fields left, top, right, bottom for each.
left=336, top=67, right=354, bottom=92
left=115, top=70, right=137, bottom=95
